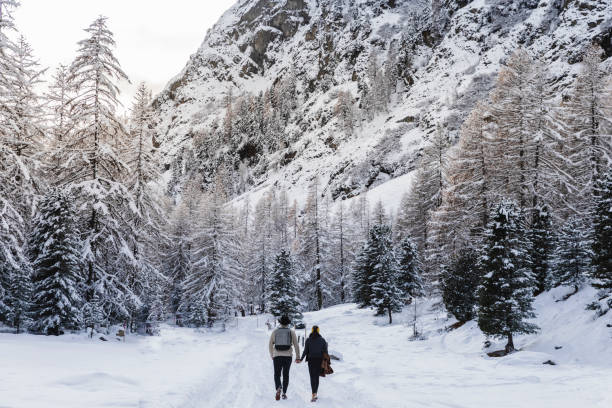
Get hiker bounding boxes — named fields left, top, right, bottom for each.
left=269, top=315, right=301, bottom=401
left=297, top=325, right=330, bottom=402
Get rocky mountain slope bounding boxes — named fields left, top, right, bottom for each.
left=153, top=0, right=612, bottom=204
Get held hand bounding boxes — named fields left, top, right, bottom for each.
left=295, top=359, right=301, bottom=364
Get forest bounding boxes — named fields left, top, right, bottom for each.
left=0, top=0, right=611, bottom=358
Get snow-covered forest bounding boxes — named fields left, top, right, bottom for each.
left=0, top=0, right=612, bottom=405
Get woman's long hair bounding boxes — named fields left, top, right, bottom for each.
left=309, top=325, right=321, bottom=339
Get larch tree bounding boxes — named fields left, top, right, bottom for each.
left=64, top=16, right=135, bottom=321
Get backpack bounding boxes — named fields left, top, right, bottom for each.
left=274, top=328, right=292, bottom=351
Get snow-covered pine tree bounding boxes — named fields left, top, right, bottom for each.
left=552, top=217, right=591, bottom=294
left=352, top=224, right=397, bottom=314
left=6, top=262, right=33, bottom=333
left=396, top=236, right=424, bottom=301
left=62, top=16, right=136, bottom=322
left=528, top=205, right=554, bottom=296
left=478, top=200, right=538, bottom=353
left=267, top=249, right=302, bottom=321
left=82, top=289, right=104, bottom=337
left=589, top=167, right=612, bottom=315
left=28, top=189, right=82, bottom=335
left=369, top=225, right=402, bottom=324
left=441, top=249, right=481, bottom=323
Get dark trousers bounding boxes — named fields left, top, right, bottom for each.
left=307, top=358, right=323, bottom=394
left=273, top=356, right=292, bottom=393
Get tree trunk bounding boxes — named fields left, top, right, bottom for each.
left=505, top=332, right=515, bottom=353
left=388, top=307, right=392, bottom=324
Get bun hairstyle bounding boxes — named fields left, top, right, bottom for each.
left=309, top=325, right=321, bottom=338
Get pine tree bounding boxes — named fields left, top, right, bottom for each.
left=28, top=189, right=82, bottom=335
left=82, top=290, right=104, bottom=337
left=6, top=263, right=33, bottom=333
left=478, top=200, right=538, bottom=353
left=352, top=223, right=399, bottom=320
left=552, top=217, right=591, bottom=293
left=369, top=226, right=402, bottom=324
left=529, top=205, right=554, bottom=296
left=589, top=167, right=612, bottom=315
left=591, top=168, right=612, bottom=288
left=396, top=236, right=424, bottom=300
left=441, top=249, right=481, bottom=323
left=267, top=249, right=302, bottom=321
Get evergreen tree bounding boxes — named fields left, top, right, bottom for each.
left=28, top=189, right=82, bottom=335
left=441, top=249, right=481, bottom=323
left=267, top=249, right=302, bottom=321
left=82, top=289, right=104, bottom=337
left=478, top=201, right=538, bottom=353
left=353, top=223, right=401, bottom=323
left=370, top=227, right=402, bottom=324
left=591, top=168, right=612, bottom=288
left=529, top=205, right=554, bottom=296
left=552, top=217, right=591, bottom=293
left=589, top=167, right=612, bottom=315
left=396, top=236, right=424, bottom=300
left=6, top=263, right=33, bottom=333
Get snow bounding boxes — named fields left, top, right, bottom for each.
left=2, top=286, right=611, bottom=407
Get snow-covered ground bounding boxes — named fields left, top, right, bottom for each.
left=1, top=287, right=611, bottom=408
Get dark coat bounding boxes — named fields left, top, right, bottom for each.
left=301, top=335, right=328, bottom=361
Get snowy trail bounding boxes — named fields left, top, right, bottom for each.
left=2, top=290, right=612, bottom=408
left=177, top=315, right=375, bottom=408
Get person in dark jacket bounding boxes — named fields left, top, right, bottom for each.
left=297, top=325, right=328, bottom=402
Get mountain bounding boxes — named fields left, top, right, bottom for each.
left=153, top=0, right=612, bottom=205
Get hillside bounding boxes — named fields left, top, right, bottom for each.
left=1, top=287, right=611, bottom=407
left=153, top=0, right=612, bottom=202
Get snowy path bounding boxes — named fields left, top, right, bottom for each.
left=2, top=290, right=612, bottom=408
left=176, top=315, right=375, bottom=408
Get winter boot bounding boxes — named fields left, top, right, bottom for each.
left=311, top=393, right=318, bottom=402
left=276, top=388, right=282, bottom=401
left=282, top=394, right=287, bottom=400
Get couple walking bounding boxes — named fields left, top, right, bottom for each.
left=268, top=315, right=331, bottom=402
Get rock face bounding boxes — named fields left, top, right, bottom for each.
left=154, top=0, right=612, bottom=204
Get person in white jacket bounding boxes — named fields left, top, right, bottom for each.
left=268, top=315, right=301, bottom=400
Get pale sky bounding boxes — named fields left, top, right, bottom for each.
left=13, top=0, right=236, bottom=112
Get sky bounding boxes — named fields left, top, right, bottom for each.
left=13, top=0, right=236, bottom=113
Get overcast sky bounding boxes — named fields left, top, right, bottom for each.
left=13, top=0, right=236, bottom=112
